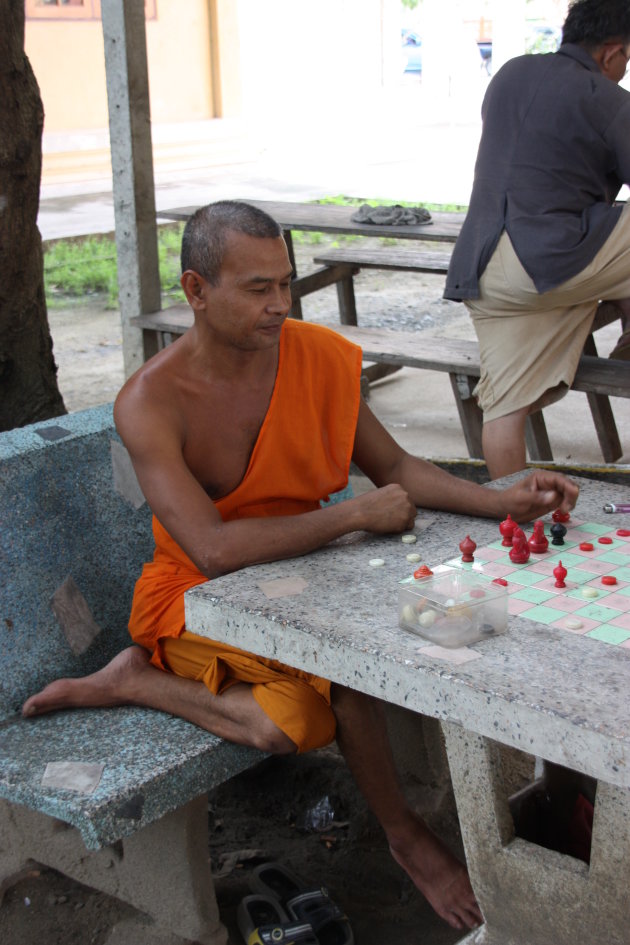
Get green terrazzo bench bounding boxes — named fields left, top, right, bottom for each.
left=0, top=405, right=265, bottom=945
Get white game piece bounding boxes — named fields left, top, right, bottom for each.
left=402, top=534, right=417, bottom=544
left=406, top=552, right=421, bottom=563
left=401, top=604, right=417, bottom=624
left=418, top=609, right=437, bottom=628
left=369, top=558, right=385, bottom=568
left=581, top=587, right=599, bottom=599
left=564, top=618, right=583, bottom=630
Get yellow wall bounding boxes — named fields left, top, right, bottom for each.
left=25, top=0, right=217, bottom=132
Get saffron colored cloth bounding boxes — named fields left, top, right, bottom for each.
left=128, top=319, right=363, bottom=749
left=159, top=632, right=336, bottom=753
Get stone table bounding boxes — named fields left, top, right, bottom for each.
left=185, top=475, right=630, bottom=945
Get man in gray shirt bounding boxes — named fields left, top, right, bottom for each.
left=445, top=0, right=630, bottom=479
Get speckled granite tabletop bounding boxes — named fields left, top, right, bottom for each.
left=186, top=474, right=630, bottom=787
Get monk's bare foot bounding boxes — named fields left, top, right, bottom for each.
left=388, top=812, right=483, bottom=930
left=22, top=646, right=151, bottom=718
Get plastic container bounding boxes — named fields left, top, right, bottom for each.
left=398, top=569, right=507, bottom=647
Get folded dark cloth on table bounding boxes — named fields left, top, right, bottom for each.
left=350, top=203, right=432, bottom=226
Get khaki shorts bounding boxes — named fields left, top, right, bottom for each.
left=466, top=202, right=630, bottom=422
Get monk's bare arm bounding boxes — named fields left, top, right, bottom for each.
left=352, top=400, right=579, bottom=523
left=114, top=383, right=417, bottom=579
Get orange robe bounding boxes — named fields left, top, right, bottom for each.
left=127, top=320, right=362, bottom=751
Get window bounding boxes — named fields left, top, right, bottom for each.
left=25, top=1, right=157, bottom=20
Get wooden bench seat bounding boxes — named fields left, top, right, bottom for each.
left=312, top=246, right=453, bottom=325
left=130, top=306, right=627, bottom=465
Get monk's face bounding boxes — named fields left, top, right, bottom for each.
left=198, top=232, right=293, bottom=351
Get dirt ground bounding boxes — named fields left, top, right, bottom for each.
left=0, top=236, right=599, bottom=944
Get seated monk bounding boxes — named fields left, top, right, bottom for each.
left=24, top=200, right=580, bottom=932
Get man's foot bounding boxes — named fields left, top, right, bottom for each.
left=388, top=812, right=483, bottom=931
left=22, top=646, right=152, bottom=717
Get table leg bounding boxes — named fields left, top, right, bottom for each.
left=441, top=721, right=630, bottom=945
left=283, top=229, right=303, bottom=320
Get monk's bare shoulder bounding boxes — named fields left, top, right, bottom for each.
left=114, top=338, right=191, bottom=446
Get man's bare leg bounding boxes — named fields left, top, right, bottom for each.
left=482, top=407, right=529, bottom=480
left=22, top=646, right=296, bottom=754
left=331, top=685, right=483, bottom=931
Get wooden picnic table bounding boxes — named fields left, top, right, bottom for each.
left=158, top=199, right=464, bottom=317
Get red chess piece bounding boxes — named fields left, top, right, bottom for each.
left=499, top=514, right=517, bottom=547
left=553, top=561, right=567, bottom=588
left=413, top=564, right=433, bottom=579
left=528, top=520, right=549, bottom=554
left=509, top=530, right=530, bottom=564
left=459, top=535, right=477, bottom=563
left=552, top=509, right=571, bottom=524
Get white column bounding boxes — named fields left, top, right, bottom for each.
left=101, top=0, right=161, bottom=379
left=491, top=0, right=527, bottom=75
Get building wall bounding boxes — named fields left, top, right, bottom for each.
left=25, top=0, right=216, bottom=132
left=25, top=0, right=396, bottom=136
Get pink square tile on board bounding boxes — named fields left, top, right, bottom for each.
left=527, top=560, right=556, bottom=575
left=538, top=593, right=585, bottom=612
left=598, top=592, right=630, bottom=611
left=576, top=559, right=616, bottom=575
left=480, top=562, right=516, bottom=577
left=610, top=613, right=630, bottom=631
left=508, top=598, right=534, bottom=615
left=621, top=638, right=630, bottom=649
left=477, top=547, right=507, bottom=561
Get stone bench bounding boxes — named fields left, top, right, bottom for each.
left=0, top=405, right=266, bottom=945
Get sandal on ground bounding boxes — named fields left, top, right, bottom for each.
left=251, top=862, right=353, bottom=945
left=609, top=328, right=630, bottom=360
left=237, top=893, right=318, bottom=945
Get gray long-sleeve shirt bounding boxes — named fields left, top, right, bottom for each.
left=444, top=43, right=630, bottom=301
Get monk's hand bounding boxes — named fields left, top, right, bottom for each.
left=501, top=471, right=579, bottom=523
left=356, top=483, right=417, bottom=534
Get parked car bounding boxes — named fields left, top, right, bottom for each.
left=401, top=29, right=422, bottom=73
left=477, top=39, right=492, bottom=74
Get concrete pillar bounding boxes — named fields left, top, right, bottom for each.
left=491, top=0, right=527, bottom=75
left=101, top=0, right=161, bottom=380
left=442, top=721, right=630, bottom=945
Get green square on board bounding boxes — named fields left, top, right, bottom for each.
left=574, top=602, right=623, bottom=622
left=519, top=604, right=565, bottom=625
left=586, top=625, right=630, bottom=645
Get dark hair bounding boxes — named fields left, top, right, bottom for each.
left=180, top=200, right=282, bottom=285
left=562, top=0, right=630, bottom=48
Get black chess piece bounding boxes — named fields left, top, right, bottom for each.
left=550, top=522, right=567, bottom=546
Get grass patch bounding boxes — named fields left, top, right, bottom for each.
left=44, top=223, right=186, bottom=309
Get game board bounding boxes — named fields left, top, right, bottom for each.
left=439, top=517, right=630, bottom=647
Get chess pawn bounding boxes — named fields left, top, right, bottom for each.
left=459, top=535, right=477, bottom=563
left=499, top=514, right=517, bottom=547
left=550, top=522, right=567, bottom=546
left=552, top=509, right=571, bottom=524
left=528, top=520, right=549, bottom=554
left=553, top=560, right=567, bottom=588
left=509, top=530, right=530, bottom=564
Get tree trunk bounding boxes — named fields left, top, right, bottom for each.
left=0, top=0, right=65, bottom=431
